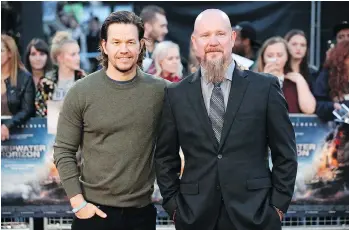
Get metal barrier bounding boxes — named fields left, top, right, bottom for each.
left=2, top=215, right=348, bottom=229
left=43, top=217, right=72, bottom=230
left=39, top=216, right=349, bottom=230
left=282, top=216, right=349, bottom=227
left=1, top=217, right=33, bottom=230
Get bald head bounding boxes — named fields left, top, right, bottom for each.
left=191, top=9, right=236, bottom=83
left=194, top=9, right=232, bottom=35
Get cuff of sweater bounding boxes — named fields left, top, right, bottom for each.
left=62, top=177, right=82, bottom=198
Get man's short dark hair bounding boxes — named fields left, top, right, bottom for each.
left=139, top=5, right=165, bottom=24
left=98, top=11, right=145, bottom=69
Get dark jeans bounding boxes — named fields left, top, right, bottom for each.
left=71, top=202, right=157, bottom=230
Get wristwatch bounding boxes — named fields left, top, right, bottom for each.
left=72, top=200, right=88, bottom=213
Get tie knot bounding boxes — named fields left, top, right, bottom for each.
left=213, top=82, right=222, bottom=88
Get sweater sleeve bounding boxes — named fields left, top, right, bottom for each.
left=53, top=84, right=84, bottom=198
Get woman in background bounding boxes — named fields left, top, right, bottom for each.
left=1, top=34, right=35, bottom=141
left=35, top=31, right=85, bottom=117
left=25, top=38, right=52, bottom=88
left=188, top=38, right=200, bottom=74
left=25, top=38, right=53, bottom=116
left=285, top=29, right=318, bottom=92
left=152, top=41, right=183, bottom=82
left=256, top=36, right=316, bottom=114
left=314, top=41, right=349, bottom=122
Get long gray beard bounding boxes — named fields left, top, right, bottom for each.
left=202, top=58, right=226, bottom=83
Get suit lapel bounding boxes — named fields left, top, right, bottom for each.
left=218, top=66, right=249, bottom=152
left=187, top=70, right=218, bottom=149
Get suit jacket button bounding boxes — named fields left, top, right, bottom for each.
left=217, top=154, right=222, bottom=159
left=216, top=185, right=220, bottom=190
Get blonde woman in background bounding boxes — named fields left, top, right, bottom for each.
left=1, top=34, right=35, bottom=141
left=35, top=31, right=85, bottom=117
left=255, top=36, right=315, bottom=114
left=152, top=41, right=185, bottom=177
left=152, top=41, right=183, bottom=82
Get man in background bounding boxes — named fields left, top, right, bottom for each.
left=232, top=21, right=260, bottom=61
left=334, top=20, right=349, bottom=43
left=140, top=5, right=168, bottom=72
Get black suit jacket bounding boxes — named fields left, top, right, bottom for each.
left=155, top=66, right=298, bottom=230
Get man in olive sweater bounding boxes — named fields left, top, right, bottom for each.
left=53, top=11, right=168, bottom=230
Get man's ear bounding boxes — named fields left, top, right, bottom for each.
left=231, top=30, right=237, bottom=47
left=101, top=39, right=108, bottom=55
left=191, top=34, right=197, bottom=52
left=144, top=22, right=152, bottom=36
left=140, top=38, right=145, bottom=52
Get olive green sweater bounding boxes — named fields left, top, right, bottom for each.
left=53, top=68, right=168, bottom=208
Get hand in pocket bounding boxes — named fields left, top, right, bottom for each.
left=75, top=203, right=107, bottom=219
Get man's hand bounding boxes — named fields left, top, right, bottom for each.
left=263, top=62, right=280, bottom=76
left=285, top=72, right=304, bottom=84
left=70, top=194, right=107, bottom=219
left=334, top=103, right=342, bottom=110
left=172, top=210, right=177, bottom=223
left=75, top=203, right=107, bottom=219
left=273, top=206, right=283, bottom=221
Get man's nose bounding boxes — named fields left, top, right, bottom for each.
left=208, top=35, right=219, bottom=46
left=119, top=43, right=129, bottom=53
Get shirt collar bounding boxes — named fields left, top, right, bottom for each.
left=201, top=60, right=235, bottom=85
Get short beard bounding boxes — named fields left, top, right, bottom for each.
left=114, top=64, right=134, bottom=73
left=111, top=54, right=136, bottom=73
left=202, top=56, right=226, bottom=83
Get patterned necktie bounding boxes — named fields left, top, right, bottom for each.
left=209, top=82, right=225, bottom=143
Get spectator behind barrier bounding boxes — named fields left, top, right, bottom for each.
left=324, top=21, right=349, bottom=64
left=314, top=41, right=349, bottom=122
left=35, top=31, right=85, bottom=117
left=25, top=38, right=53, bottom=117
left=255, top=36, right=316, bottom=114
left=151, top=41, right=183, bottom=82
left=1, top=34, right=35, bottom=141
left=334, top=21, right=349, bottom=44
left=232, top=21, right=261, bottom=62
left=285, top=29, right=318, bottom=93
left=188, top=37, right=200, bottom=74
left=69, top=15, right=90, bottom=72
left=87, top=17, right=101, bottom=72
left=140, top=5, right=168, bottom=72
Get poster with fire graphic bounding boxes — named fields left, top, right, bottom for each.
left=290, top=115, right=349, bottom=213
left=2, top=115, right=349, bottom=216
left=0, top=117, right=166, bottom=215
left=1, top=118, right=68, bottom=208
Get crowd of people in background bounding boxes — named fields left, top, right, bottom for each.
left=1, top=4, right=349, bottom=141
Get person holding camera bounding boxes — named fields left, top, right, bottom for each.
left=255, top=36, right=316, bottom=114
left=314, top=40, right=349, bottom=122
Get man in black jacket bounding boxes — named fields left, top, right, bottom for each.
left=155, top=9, right=297, bottom=230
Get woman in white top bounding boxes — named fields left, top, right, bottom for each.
left=35, top=31, right=85, bottom=117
